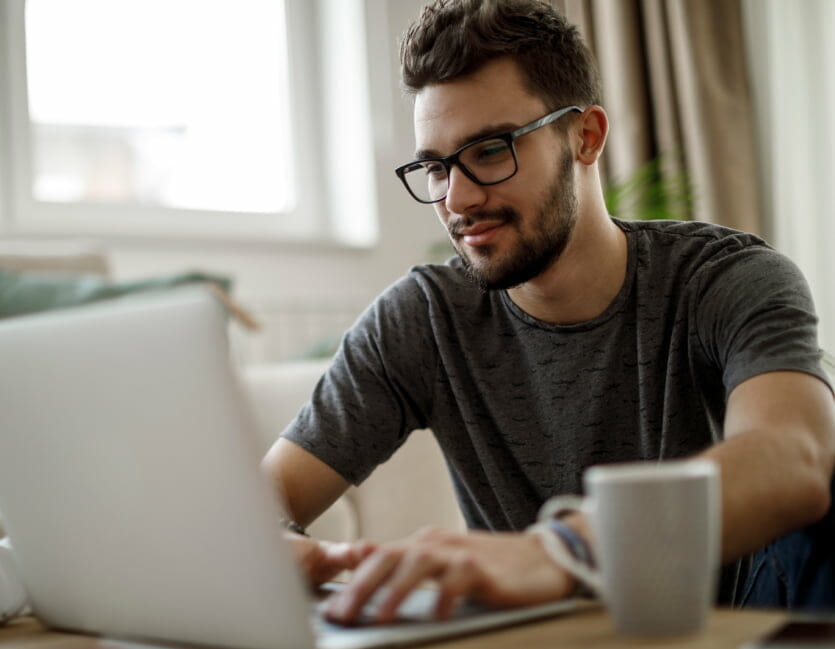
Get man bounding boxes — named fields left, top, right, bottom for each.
left=263, top=0, right=835, bottom=623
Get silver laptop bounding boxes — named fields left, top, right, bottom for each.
left=0, top=286, right=581, bottom=649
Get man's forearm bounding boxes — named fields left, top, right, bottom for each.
left=261, top=437, right=351, bottom=527
left=702, top=371, right=835, bottom=562
left=699, top=427, right=832, bottom=562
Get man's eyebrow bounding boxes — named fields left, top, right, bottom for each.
left=414, top=122, right=519, bottom=160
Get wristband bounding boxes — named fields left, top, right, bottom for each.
left=526, top=511, right=600, bottom=597
left=547, top=518, right=596, bottom=569
left=279, top=517, right=309, bottom=537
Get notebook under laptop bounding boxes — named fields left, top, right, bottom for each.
left=0, top=286, right=581, bottom=649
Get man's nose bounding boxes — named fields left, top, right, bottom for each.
left=444, top=165, right=488, bottom=215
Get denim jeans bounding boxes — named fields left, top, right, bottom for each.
left=740, top=479, right=835, bottom=610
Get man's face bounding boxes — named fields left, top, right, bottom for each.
left=413, top=58, right=578, bottom=291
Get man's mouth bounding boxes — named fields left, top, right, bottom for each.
left=452, top=220, right=508, bottom=247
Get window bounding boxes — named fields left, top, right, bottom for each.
left=743, top=0, right=835, bottom=353
left=0, top=0, right=378, bottom=245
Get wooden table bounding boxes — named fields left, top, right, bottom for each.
left=0, top=608, right=786, bottom=649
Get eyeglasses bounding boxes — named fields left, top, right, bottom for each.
left=395, top=105, right=582, bottom=204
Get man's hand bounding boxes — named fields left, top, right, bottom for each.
left=287, top=533, right=377, bottom=585
left=324, top=527, right=576, bottom=624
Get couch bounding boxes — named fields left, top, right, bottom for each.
left=0, top=242, right=465, bottom=543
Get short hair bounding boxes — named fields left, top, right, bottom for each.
left=400, top=0, right=602, bottom=111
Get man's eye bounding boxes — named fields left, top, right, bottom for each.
left=423, top=162, right=446, bottom=177
left=471, top=140, right=511, bottom=164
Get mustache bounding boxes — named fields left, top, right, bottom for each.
left=448, top=207, right=519, bottom=237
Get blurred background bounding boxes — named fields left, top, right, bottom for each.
left=0, top=0, right=832, bottom=361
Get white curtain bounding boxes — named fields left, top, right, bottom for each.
left=743, top=0, right=835, bottom=353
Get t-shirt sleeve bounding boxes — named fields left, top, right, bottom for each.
left=280, top=274, right=437, bottom=485
left=693, top=240, right=830, bottom=396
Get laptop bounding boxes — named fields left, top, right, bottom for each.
left=0, top=286, right=582, bottom=649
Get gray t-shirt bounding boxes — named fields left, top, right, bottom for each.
left=283, top=218, right=829, bottom=600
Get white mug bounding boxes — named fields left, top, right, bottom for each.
left=544, top=459, right=721, bottom=636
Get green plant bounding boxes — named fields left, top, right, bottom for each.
left=604, top=155, right=693, bottom=221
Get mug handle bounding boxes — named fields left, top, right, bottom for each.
left=0, top=537, right=29, bottom=625
left=528, top=495, right=603, bottom=596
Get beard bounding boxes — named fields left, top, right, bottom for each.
left=449, top=147, right=578, bottom=292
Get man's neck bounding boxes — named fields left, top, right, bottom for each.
left=506, top=212, right=628, bottom=325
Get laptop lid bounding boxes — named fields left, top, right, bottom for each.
left=0, top=287, right=315, bottom=649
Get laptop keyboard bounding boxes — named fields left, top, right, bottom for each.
left=313, top=584, right=494, bottom=628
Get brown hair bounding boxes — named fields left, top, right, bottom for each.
left=400, top=0, right=601, bottom=111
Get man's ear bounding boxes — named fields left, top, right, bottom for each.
left=575, top=106, right=608, bottom=165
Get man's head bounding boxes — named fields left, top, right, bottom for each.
left=398, top=1, right=607, bottom=292
left=400, top=0, right=601, bottom=115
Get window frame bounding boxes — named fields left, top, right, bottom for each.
left=0, top=0, right=376, bottom=246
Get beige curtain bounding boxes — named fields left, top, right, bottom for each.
left=552, top=0, right=762, bottom=234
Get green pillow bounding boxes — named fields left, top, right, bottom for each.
left=0, top=270, right=231, bottom=318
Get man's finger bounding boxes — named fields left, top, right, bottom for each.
left=372, top=547, right=448, bottom=623
left=325, top=547, right=403, bottom=623
left=434, top=553, right=481, bottom=619
left=322, top=540, right=377, bottom=570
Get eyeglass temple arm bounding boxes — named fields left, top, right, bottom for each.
left=513, top=105, right=583, bottom=138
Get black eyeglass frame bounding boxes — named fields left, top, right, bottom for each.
left=395, top=105, right=583, bottom=204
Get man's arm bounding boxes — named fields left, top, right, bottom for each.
left=261, top=437, right=350, bottom=527
left=324, top=369, right=835, bottom=624
left=262, top=438, right=381, bottom=585
left=699, top=370, right=835, bottom=562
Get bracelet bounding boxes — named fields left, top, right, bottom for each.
left=279, top=517, right=309, bottom=537
left=547, top=519, right=596, bottom=569
left=526, top=514, right=600, bottom=597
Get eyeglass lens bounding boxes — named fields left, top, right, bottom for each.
left=402, top=137, right=517, bottom=203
